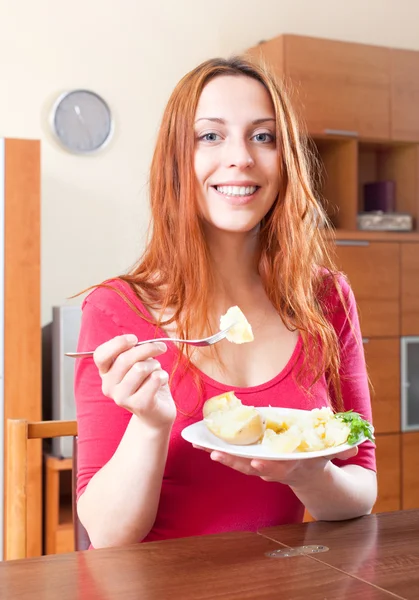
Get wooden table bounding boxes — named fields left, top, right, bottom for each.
left=1, top=511, right=418, bottom=599
left=259, top=509, right=419, bottom=600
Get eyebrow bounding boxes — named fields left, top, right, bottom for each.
left=194, top=117, right=276, bottom=125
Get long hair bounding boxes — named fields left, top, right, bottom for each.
left=119, top=56, right=346, bottom=410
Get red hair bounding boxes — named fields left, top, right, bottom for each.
left=117, top=57, right=347, bottom=410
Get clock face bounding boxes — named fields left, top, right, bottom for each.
left=51, top=90, right=113, bottom=154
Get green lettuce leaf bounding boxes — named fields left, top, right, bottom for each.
left=334, top=410, right=375, bottom=445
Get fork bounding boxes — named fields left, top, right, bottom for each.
left=65, top=324, right=237, bottom=358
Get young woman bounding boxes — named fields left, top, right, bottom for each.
left=74, top=57, right=377, bottom=549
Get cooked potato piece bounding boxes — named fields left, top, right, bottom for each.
left=204, top=404, right=266, bottom=445
left=262, top=409, right=290, bottom=434
left=323, top=420, right=351, bottom=447
left=262, top=428, right=302, bottom=453
left=202, top=391, right=242, bottom=419
left=261, top=406, right=352, bottom=454
left=220, top=306, right=254, bottom=344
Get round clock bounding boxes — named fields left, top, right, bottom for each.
left=51, top=90, right=113, bottom=154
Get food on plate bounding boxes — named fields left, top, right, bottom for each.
left=202, top=391, right=242, bottom=419
left=220, top=306, right=254, bottom=344
left=261, top=407, right=352, bottom=453
left=203, top=393, right=374, bottom=452
left=203, top=391, right=266, bottom=445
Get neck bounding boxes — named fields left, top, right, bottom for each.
left=204, top=225, right=262, bottom=302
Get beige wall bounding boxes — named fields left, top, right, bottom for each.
left=1, top=0, right=419, bottom=324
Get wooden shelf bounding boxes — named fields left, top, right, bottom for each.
left=329, top=230, right=419, bottom=243
left=59, top=500, right=72, bottom=527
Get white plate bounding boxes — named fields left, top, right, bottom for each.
left=181, top=407, right=368, bottom=461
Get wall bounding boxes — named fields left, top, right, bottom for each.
left=1, top=0, right=419, bottom=325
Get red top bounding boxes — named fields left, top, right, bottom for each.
left=74, top=277, right=376, bottom=543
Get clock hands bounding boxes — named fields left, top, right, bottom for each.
left=74, top=105, right=94, bottom=149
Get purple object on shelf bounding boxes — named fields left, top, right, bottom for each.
left=363, top=180, right=396, bottom=213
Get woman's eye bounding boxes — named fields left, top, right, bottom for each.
left=252, top=132, right=274, bottom=143
left=200, top=132, right=221, bottom=142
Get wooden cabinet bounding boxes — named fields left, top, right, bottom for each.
left=248, top=34, right=391, bottom=139
left=248, top=35, right=419, bottom=232
left=334, top=241, right=400, bottom=337
left=401, top=243, right=419, bottom=335
left=402, top=433, right=419, bottom=509
left=374, top=434, right=401, bottom=512
left=363, top=338, right=400, bottom=434
left=391, top=49, right=419, bottom=142
left=245, top=32, right=419, bottom=515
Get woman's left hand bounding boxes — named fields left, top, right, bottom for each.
left=193, top=445, right=358, bottom=487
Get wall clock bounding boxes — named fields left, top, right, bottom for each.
left=51, top=90, right=113, bottom=154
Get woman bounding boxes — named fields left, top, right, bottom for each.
left=75, top=57, right=377, bottom=549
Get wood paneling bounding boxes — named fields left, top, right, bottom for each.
left=374, top=433, right=401, bottom=512
left=401, top=243, right=419, bottom=335
left=364, top=338, right=400, bottom=434
left=391, top=48, right=419, bottom=141
left=3, top=139, right=41, bottom=557
left=334, top=242, right=400, bottom=337
left=249, top=35, right=391, bottom=139
left=402, top=432, right=419, bottom=509
left=314, top=138, right=358, bottom=229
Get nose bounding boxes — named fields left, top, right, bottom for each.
left=224, top=138, right=255, bottom=169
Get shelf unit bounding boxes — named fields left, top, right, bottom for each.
left=44, top=455, right=74, bottom=555
left=310, top=137, right=419, bottom=231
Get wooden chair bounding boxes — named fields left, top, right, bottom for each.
left=5, top=418, right=90, bottom=560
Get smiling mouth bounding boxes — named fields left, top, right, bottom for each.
left=213, top=185, right=259, bottom=197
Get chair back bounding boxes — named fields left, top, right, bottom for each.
left=5, top=419, right=89, bottom=559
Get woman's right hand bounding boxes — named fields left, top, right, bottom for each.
left=93, top=334, right=177, bottom=430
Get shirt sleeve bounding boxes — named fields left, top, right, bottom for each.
left=329, top=276, right=377, bottom=472
left=74, top=296, right=132, bottom=500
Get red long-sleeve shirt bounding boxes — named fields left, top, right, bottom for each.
left=74, top=277, right=376, bottom=543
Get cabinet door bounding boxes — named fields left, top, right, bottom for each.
left=283, top=35, right=391, bottom=139
left=334, top=242, right=400, bottom=337
left=401, top=243, right=419, bottom=336
left=363, top=338, right=400, bottom=434
left=391, top=49, right=419, bottom=142
left=402, top=432, right=419, bottom=509
left=374, top=433, right=401, bottom=513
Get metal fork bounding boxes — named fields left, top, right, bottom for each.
left=65, top=324, right=237, bottom=358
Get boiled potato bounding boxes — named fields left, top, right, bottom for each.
left=262, top=428, right=302, bottom=453
left=203, top=392, right=265, bottom=445
left=220, top=306, right=254, bottom=344
left=261, top=407, right=351, bottom=454
left=202, top=391, right=242, bottom=419
left=262, top=409, right=290, bottom=434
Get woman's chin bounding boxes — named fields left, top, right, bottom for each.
left=206, top=221, right=261, bottom=235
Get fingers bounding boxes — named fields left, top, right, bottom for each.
left=94, top=334, right=167, bottom=377
left=209, top=452, right=260, bottom=476
left=332, top=446, right=359, bottom=461
left=112, top=359, right=162, bottom=404
left=192, top=444, right=212, bottom=453
left=128, top=370, right=169, bottom=416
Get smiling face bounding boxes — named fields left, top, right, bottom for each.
left=194, top=75, right=280, bottom=235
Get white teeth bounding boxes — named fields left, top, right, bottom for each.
left=215, top=185, right=257, bottom=197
